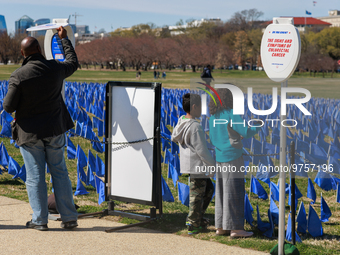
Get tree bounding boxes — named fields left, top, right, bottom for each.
left=173, top=35, right=194, bottom=71
left=233, top=30, right=250, bottom=69
left=220, top=32, right=236, bottom=50
left=6, top=32, right=26, bottom=64
left=228, top=8, right=264, bottom=31
left=187, top=22, right=218, bottom=41
left=215, top=44, right=233, bottom=71
left=0, top=32, right=12, bottom=64
left=248, top=29, right=263, bottom=69
left=315, top=27, right=340, bottom=60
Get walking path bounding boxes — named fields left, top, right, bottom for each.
left=0, top=196, right=267, bottom=255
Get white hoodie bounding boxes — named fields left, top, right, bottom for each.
left=171, top=116, right=215, bottom=176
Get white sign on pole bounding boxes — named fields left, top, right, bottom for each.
left=26, top=23, right=69, bottom=32
left=261, top=18, right=301, bottom=82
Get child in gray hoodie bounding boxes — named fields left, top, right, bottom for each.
left=172, top=93, right=215, bottom=235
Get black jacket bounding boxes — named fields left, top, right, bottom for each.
left=3, top=38, right=78, bottom=146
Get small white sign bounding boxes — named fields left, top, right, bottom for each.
left=260, top=18, right=301, bottom=83
left=27, top=23, right=69, bottom=32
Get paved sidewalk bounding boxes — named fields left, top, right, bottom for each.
left=0, top=196, right=268, bottom=255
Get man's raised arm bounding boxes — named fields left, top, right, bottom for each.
left=57, top=26, right=78, bottom=78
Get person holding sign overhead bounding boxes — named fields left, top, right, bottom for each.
left=3, top=26, right=79, bottom=231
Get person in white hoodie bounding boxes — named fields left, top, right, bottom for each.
left=172, top=93, right=215, bottom=235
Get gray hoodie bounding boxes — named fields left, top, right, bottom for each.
left=171, top=116, right=215, bottom=176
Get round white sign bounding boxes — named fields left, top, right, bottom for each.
left=261, top=19, right=301, bottom=83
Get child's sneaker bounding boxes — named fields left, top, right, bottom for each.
left=186, top=218, right=209, bottom=228
left=187, top=224, right=203, bottom=235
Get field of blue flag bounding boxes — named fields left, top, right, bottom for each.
left=1, top=79, right=340, bottom=248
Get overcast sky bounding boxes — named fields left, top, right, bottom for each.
left=1, top=0, right=338, bottom=34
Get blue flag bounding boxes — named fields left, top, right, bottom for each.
left=270, top=197, right=279, bottom=225
left=13, top=164, right=26, bottom=182
left=8, top=157, right=20, bottom=176
left=91, top=132, right=104, bottom=153
left=76, top=145, right=87, bottom=168
left=270, top=181, right=280, bottom=202
left=314, top=170, right=333, bottom=191
left=0, top=121, right=12, bottom=138
left=286, top=213, right=302, bottom=243
left=337, top=183, right=340, bottom=203
left=1, top=110, right=14, bottom=123
left=66, top=136, right=76, bottom=159
left=308, top=205, right=323, bottom=237
left=86, top=164, right=96, bottom=188
left=95, top=155, right=105, bottom=177
left=296, top=201, right=307, bottom=234
left=244, top=193, right=254, bottom=226
left=307, top=178, right=316, bottom=204
left=164, top=149, right=173, bottom=165
left=256, top=204, right=270, bottom=232
left=77, top=160, right=87, bottom=183
left=306, top=10, right=312, bottom=15
left=75, top=121, right=82, bottom=135
left=87, top=150, right=96, bottom=172
left=171, top=141, right=179, bottom=155
left=97, top=119, right=104, bottom=137
left=251, top=176, right=268, bottom=200
left=174, top=153, right=181, bottom=175
left=320, top=195, right=332, bottom=222
left=95, top=176, right=105, bottom=205
left=0, top=142, right=9, bottom=167
left=74, top=176, right=89, bottom=196
left=263, top=209, right=274, bottom=238
left=161, top=176, right=174, bottom=202
left=169, top=163, right=179, bottom=187
left=178, top=182, right=189, bottom=207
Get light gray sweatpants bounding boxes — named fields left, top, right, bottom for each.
left=215, top=156, right=245, bottom=230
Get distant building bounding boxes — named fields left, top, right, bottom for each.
left=262, top=17, right=331, bottom=33
left=75, top=32, right=109, bottom=44
left=76, top=25, right=90, bottom=35
left=0, top=15, right=7, bottom=33
left=29, top=18, right=50, bottom=37
left=15, top=15, right=34, bottom=34
left=169, top=18, right=223, bottom=36
left=318, top=10, right=340, bottom=27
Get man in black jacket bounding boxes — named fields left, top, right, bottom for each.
left=3, top=26, right=78, bottom=231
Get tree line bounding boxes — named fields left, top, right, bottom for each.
left=75, top=8, right=340, bottom=75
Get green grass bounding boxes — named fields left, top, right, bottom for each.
left=1, top=65, right=340, bottom=254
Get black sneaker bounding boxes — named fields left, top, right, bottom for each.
left=26, top=220, right=48, bottom=231
left=187, top=224, right=203, bottom=235
left=61, top=220, right=78, bottom=229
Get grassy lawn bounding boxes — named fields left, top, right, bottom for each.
left=1, top=65, right=340, bottom=254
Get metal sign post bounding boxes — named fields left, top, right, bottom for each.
left=278, top=80, right=287, bottom=254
